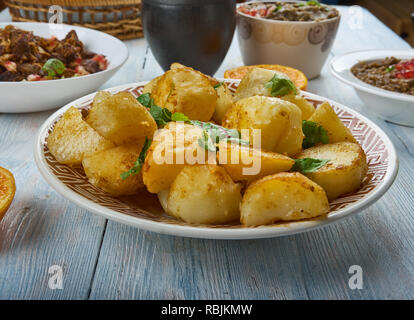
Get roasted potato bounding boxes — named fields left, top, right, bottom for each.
left=281, top=94, right=315, bottom=120
left=151, top=68, right=217, bottom=121
left=48, top=107, right=115, bottom=165
left=212, top=82, right=234, bottom=124
left=222, top=96, right=303, bottom=156
left=233, top=67, right=295, bottom=102
left=295, top=142, right=368, bottom=200
left=142, top=76, right=161, bottom=94
left=82, top=143, right=145, bottom=196
left=240, top=172, right=329, bottom=226
left=217, top=141, right=294, bottom=182
left=162, top=165, right=242, bottom=224
left=142, top=122, right=216, bottom=193
left=86, top=91, right=157, bottom=145
left=309, top=102, right=356, bottom=144
left=170, top=62, right=218, bottom=86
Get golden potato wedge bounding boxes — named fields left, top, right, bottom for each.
left=164, top=165, right=242, bottom=224
left=212, top=82, right=234, bottom=124
left=233, top=68, right=296, bottom=102
left=48, top=107, right=115, bottom=165
left=217, top=141, right=294, bottom=182
left=222, top=96, right=303, bottom=156
left=86, top=91, right=157, bottom=145
left=142, top=76, right=161, bottom=94
left=169, top=62, right=218, bottom=86
left=240, top=172, right=329, bottom=226
left=309, top=102, right=356, bottom=144
left=142, top=122, right=216, bottom=193
left=82, top=143, right=145, bottom=196
left=151, top=68, right=217, bottom=121
left=281, top=94, right=315, bottom=120
left=295, top=142, right=368, bottom=200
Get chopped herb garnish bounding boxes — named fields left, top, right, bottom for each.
left=291, top=158, right=329, bottom=173
left=198, top=131, right=217, bottom=152
left=302, top=120, right=329, bottom=149
left=386, top=65, right=395, bottom=72
left=307, top=0, right=321, bottom=6
left=42, top=58, right=65, bottom=77
left=137, top=92, right=154, bottom=108
left=264, top=74, right=297, bottom=97
left=120, top=137, right=152, bottom=179
left=213, top=81, right=224, bottom=89
left=191, top=121, right=249, bottom=146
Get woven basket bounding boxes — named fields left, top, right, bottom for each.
left=5, top=0, right=143, bottom=40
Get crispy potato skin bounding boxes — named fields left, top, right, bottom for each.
left=296, top=142, right=368, bottom=200
left=212, top=83, right=234, bottom=124
left=309, top=102, right=356, bottom=144
left=217, top=141, right=294, bottom=182
left=142, top=76, right=161, bottom=94
left=165, top=165, right=242, bottom=224
left=233, top=68, right=290, bottom=102
left=86, top=91, right=157, bottom=146
left=222, top=96, right=303, bottom=156
left=82, top=143, right=145, bottom=196
left=240, top=172, right=329, bottom=226
left=281, top=94, right=315, bottom=120
left=48, top=107, right=115, bottom=165
left=142, top=122, right=216, bottom=193
left=151, top=68, right=217, bottom=121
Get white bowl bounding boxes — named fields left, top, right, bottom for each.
left=34, top=79, right=398, bottom=240
left=237, top=1, right=340, bottom=79
left=0, top=22, right=128, bottom=113
left=330, top=49, right=414, bottom=127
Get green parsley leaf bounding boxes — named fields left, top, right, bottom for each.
left=307, top=0, right=321, bottom=6
left=120, top=137, right=152, bottom=179
left=291, top=158, right=329, bottom=173
left=302, top=120, right=329, bottom=149
left=213, top=82, right=224, bottom=89
left=386, top=65, right=395, bottom=72
left=171, top=112, right=191, bottom=122
left=198, top=131, right=217, bottom=152
left=42, top=58, right=65, bottom=77
left=149, top=104, right=172, bottom=127
left=264, top=74, right=297, bottom=97
left=137, top=93, right=153, bottom=108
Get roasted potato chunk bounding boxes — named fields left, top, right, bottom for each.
left=296, top=142, right=368, bottom=200
left=142, top=122, right=216, bottom=193
left=151, top=68, right=217, bottom=121
left=48, top=107, right=115, bottom=165
left=142, top=76, right=161, bottom=94
left=212, top=83, right=234, bottom=124
left=309, top=102, right=356, bottom=144
left=169, top=62, right=218, bottom=86
left=162, top=165, right=242, bottom=224
left=222, top=96, right=303, bottom=156
left=82, top=143, right=145, bottom=196
left=217, top=141, right=294, bottom=182
left=240, top=172, right=329, bottom=226
left=281, top=94, right=315, bottom=120
left=86, top=91, right=157, bottom=145
left=233, top=68, right=295, bottom=102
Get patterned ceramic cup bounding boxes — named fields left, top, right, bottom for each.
left=237, top=1, right=341, bottom=79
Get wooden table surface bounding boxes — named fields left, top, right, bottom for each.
left=0, top=6, right=413, bottom=300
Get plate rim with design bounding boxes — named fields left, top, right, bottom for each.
left=34, top=80, right=399, bottom=240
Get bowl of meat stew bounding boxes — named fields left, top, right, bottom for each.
left=236, top=1, right=340, bottom=79
left=0, top=22, right=128, bottom=113
left=330, top=49, right=414, bottom=127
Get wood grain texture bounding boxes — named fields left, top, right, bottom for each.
left=0, top=6, right=413, bottom=299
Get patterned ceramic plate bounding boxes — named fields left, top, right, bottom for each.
left=34, top=80, right=398, bottom=239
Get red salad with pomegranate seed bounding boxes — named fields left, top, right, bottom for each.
left=0, top=25, right=108, bottom=82
left=351, top=57, right=414, bottom=96
left=238, top=1, right=339, bottom=22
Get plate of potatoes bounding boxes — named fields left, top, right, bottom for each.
left=34, top=65, right=398, bottom=239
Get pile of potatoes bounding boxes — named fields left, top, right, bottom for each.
left=48, top=65, right=367, bottom=226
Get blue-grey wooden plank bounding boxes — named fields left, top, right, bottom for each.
left=89, top=7, right=414, bottom=300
